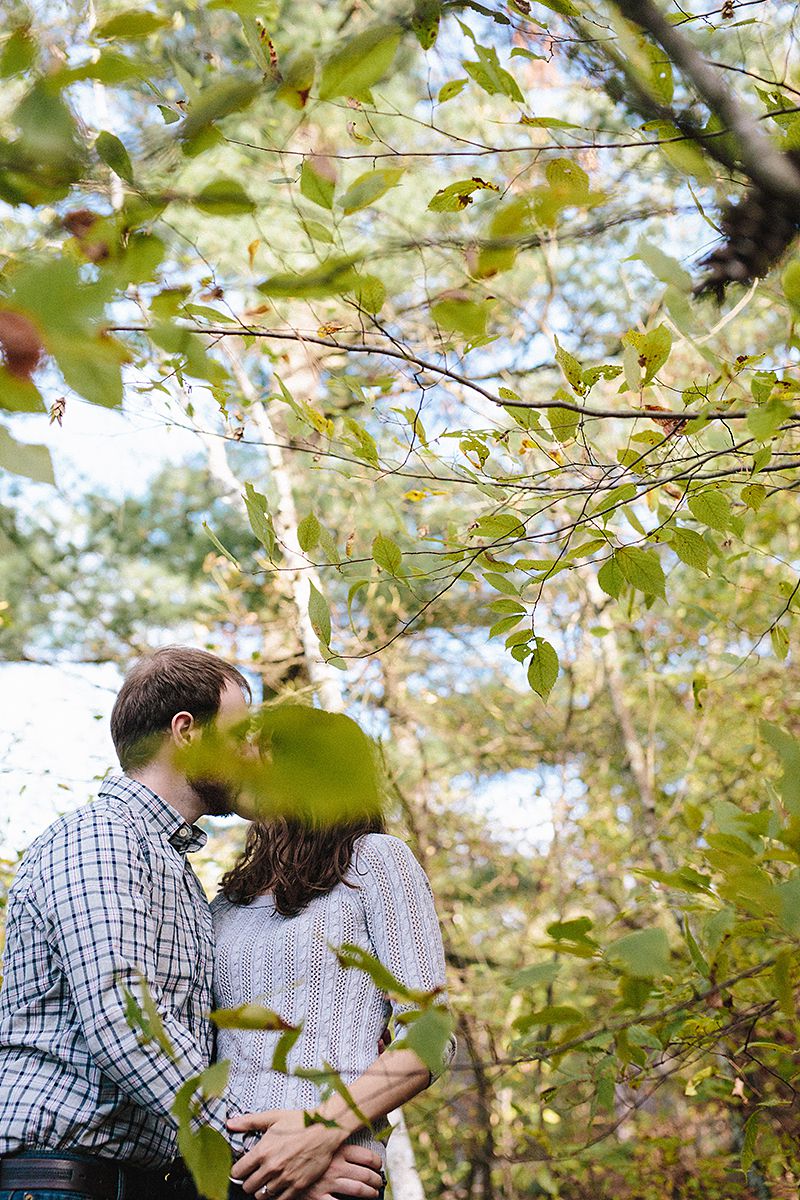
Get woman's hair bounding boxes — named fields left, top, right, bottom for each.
left=221, top=812, right=386, bottom=916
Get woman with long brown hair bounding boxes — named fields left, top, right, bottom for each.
left=210, top=709, right=454, bottom=1200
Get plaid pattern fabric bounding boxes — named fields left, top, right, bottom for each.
left=0, top=774, right=226, bottom=1167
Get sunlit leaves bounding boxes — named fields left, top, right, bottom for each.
left=438, top=79, right=467, bottom=102
left=258, top=257, right=361, bottom=299
left=318, top=23, right=402, bottom=101
left=687, top=489, right=732, bottom=533
left=669, top=527, right=709, bottom=574
left=462, top=42, right=524, bottom=103
left=526, top=636, right=559, bottom=700
left=341, top=167, right=403, bottom=214
left=96, top=10, right=170, bottom=38
left=297, top=513, right=321, bottom=552
left=428, top=177, right=499, bottom=212
left=615, top=546, right=666, bottom=598
left=0, top=27, right=37, bottom=77
left=242, top=482, right=277, bottom=561
left=606, top=928, right=670, bottom=980
left=372, top=532, right=403, bottom=575
left=194, top=179, right=255, bottom=215
left=96, top=131, right=134, bottom=184
left=400, top=1006, right=455, bottom=1075
left=431, top=294, right=489, bottom=340
left=0, top=425, right=54, bottom=484
left=308, top=580, right=332, bottom=646
left=621, top=324, right=672, bottom=385
left=177, top=77, right=260, bottom=146
left=300, top=156, right=336, bottom=209
left=411, top=0, right=441, bottom=50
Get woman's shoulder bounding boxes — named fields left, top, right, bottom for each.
left=351, top=831, right=425, bottom=878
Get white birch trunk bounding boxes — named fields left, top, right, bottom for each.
left=201, top=337, right=427, bottom=1200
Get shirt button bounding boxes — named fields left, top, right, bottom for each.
left=178, top=824, right=191, bottom=838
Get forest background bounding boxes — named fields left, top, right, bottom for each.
left=2, top=0, right=800, bottom=1197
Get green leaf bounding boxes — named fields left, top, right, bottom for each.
left=335, top=943, right=437, bottom=1004
left=95, top=130, right=134, bottom=184
left=615, top=546, right=666, bottom=597
left=150, top=324, right=228, bottom=385
left=741, top=482, right=767, bottom=511
left=547, top=393, right=580, bottom=443
left=428, top=177, right=499, bottom=212
left=688, top=490, right=731, bottom=532
left=0, top=27, right=37, bottom=78
left=258, top=257, right=361, bottom=299
left=546, top=916, right=595, bottom=942
left=771, top=624, right=790, bottom=661
left=308, top=581, right=332, bottom=645
left=432, top=297, right=489, bottom=340
left=372, top=532, right=403, bottom=575
left=195, top=178, right=255, bottom=215
left=621, top=324, right=672, bottom=384
left=773, top=948, right=796, bottom=1017
left=760, top=720, right=800, bottom=816
left=438, top=79, right=467, bottom=102
left=740, top=1111, right=760, bottom=1174
left=630, top=236, right=692, bottom=291
left=474, top=512, right=525, bottom=539
left=341, top=168, right=403, bottom=215
left=526, top=637, right=558, bottom=700
left=353, top=274, right=386, bottom=314
left=747, top=397, right=790, bottom=442
left=399, top=1006, right=454, bottom=1074
left=0, top=425, right=54, bottom=484
left=554, top=336, right=585, bottom=395
left=318, top=23, right=402, bottom=101
left=597, top=556, right=624, bottom=598
left=782, top=258, right=800, bottom=310
left=507, top=961, right=560, bottom=991
left=514, top=1004, right=584, bottom=1033
left=463, top=43, right=524, bottom=102
left=300, top=157, right=336, bottom=209
left=211, top=1004, right=297, bottom=1030
left=297, top=513, right=321, bottom=552
left=606, top=928, right=670, bottom=979
left=96, top=10, right=170, bottom=38
left=243, top=482, right=277, bottom=560
left=411, top=0, right=441, bottom=49
left=178, top=77, right=260, bottom=144
left=202, top=522, right=240, bottom=569
left=670, top=527, right=709, bottom=574
left=177, top=1124, right=231, bottom=1200
left=51, top=333, right=127, bottom=409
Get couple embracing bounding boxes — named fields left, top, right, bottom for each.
left=0, top=647, right=454, bottom=1200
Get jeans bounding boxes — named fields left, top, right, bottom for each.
left=0, top=1194, right=92, bottom=1200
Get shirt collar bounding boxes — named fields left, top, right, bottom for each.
left=99, top=773, right=208, bottom=855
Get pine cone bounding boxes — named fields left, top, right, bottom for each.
left=695, top=150, right=800, bottom=300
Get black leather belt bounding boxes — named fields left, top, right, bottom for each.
left=0, top=1154, right=184, bottom=1198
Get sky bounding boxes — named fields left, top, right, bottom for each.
left=0, top=657, right=556, bottom=859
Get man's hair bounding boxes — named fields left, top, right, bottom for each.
left=111, top=645, right=251, bottom=771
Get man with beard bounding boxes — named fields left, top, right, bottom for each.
left=0, top=646, right=385, bottom=1200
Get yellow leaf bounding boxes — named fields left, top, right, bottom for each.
left=247, top=239, right=260, bottom=269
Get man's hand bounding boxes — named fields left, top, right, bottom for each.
left=304, top=1145, right=384, bottom=1200
left=228, top=1108, right=344, bottom=1198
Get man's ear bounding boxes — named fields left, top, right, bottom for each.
left=170, top=710, right=195, bottom=746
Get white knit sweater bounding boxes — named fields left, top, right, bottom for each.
left=211, top=833, right=454, bottom=1164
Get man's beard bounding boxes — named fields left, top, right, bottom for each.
left=190, top=775, right=239, bottom=817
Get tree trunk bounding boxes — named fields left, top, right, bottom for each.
left=207, top=338, right=428, bottom=1200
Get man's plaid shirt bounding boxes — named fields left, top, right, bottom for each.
left=0, top=774, right=226, bottom=1167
